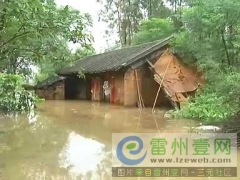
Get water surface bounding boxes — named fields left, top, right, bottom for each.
left=0, top=100, right=238, bottom=179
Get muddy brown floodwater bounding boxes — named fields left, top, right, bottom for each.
left=0, top=100, right=239, bottom=180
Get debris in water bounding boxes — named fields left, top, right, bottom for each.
left=195, top=125, right=221, bottom=132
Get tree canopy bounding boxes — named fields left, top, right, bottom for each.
left=132, top=18, right=175, bottom=45
left=0, top=0, right=94, bottom=112
left=0, top=0, right=94, bottom=78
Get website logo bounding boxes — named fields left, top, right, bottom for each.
left=116, top=136, right=147, bottom=166
left=112, top=133, right=237, bottom=177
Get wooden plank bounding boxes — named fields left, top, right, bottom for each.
left=134, top=69, right=143, bottom=109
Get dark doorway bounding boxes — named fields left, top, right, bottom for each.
left=65, top=76, right=91, bottom=100
left=85, top=78, right=91, bottom=100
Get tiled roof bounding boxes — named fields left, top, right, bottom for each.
left=58, top=36, right=172, bottom=75
left=35, top=76, right=66, bottom=89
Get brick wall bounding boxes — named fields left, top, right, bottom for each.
left=35, top=80, right=65, bottom=100
left=124, top=69, right=138, bottom=107
left=113, top=72, right=124, bottom=105
left=35, top=89, right=44, bottom=99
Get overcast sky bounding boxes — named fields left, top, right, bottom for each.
left=55, top=0, right=171, bottom=53
left=56, top=0, right=114, bottom=53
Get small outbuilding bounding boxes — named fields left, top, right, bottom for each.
left=35, top=76, right=66, bottom=100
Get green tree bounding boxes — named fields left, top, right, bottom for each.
left=0, top=0, right=93, bottom=76
left=73, top=46, right=96, bottom=61
left=173, top=0, right=240, bottom=66
left=164, top=0, right=189, bottom=29
left=171, top=0, right=240, bottom=122
left=132, top=18, right=175, bottom=45
left=97, top=0, right=172, bottom=46
left=0, top=0, right=94, bottom=112
left=34, top=45, right=95, bottom=84
left=97, top=0, right=144, bottom=46
left=140, top=0, right=172, bottom=19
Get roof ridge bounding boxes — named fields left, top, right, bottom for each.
left=113, top=36, right=172, bottom=70
left=35, top=75, right=66, bottom=89
left=59, top=38, right=169, bottom=71
left=74, top=36, right=173, bottom=62
left=57, top=36, right=173, bottom=75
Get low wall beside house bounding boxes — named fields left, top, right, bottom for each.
left=35, top=81, right=65, bottom=100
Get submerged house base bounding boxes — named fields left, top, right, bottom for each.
left=35, top=76, right=65, bottom=100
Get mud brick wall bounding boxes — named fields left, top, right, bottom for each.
left=124, top=69, right=139, bottom=107
left=35, top=89, right=44, bottom=99
left=113, top=72, right=124, bottom=105
left=35, top=81, right=65, bottom=100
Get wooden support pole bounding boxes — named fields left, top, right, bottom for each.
left=152, top=56, right=173, bottom=113
left=134, top=69, right=142, bottom=109
left=140, top=93, right=145, bottom=108
left=135, top=69, right=145, bottom=108
left=136, top=110, right=142, bottom=133
left=153, top=114, right=161, bottom=134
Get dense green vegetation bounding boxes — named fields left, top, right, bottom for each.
left=170, top=0, right=240, bottom=123
left=132, top=18, right=175, bottom=45
left=97, top=0, right=240, bottom=123
left=0, top=73, right=37, bottom=112
left=0, top=0, right=94, bottom=112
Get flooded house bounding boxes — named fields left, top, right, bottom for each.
left=56, top=36, right=203, bottom=108
left=35, top=76, right=66, bottom=100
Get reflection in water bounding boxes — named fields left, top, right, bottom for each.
left=28, top=110, right=37, bottom=124
left=0, top=100, right=239, bottom=179
left=59, top=132, right=106, bottom=178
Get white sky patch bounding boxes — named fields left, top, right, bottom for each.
left=58, top=132, right=106, bottom=176
left=55, top=0, right=173, bottom=53
left=55, top=0, right=114, bottom=53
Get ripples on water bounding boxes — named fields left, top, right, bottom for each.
left=0, top=100, right=238, bottom=179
